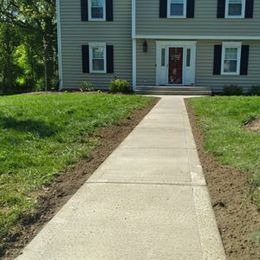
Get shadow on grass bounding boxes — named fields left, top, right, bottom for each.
left=0, top=116, right=59, bottom=138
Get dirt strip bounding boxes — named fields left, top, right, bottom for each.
left=2, top=98, right=159, bottom=260
left=185, top=99, right=260, bottom=260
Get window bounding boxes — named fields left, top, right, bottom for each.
left=225, top=0, right=245, bottom=18
left=186, top=48, right=191, bottom=67
left=168, top=0, right=187, bottom=18
left=89, top=43, right=106, bottom=73
left=89, top=0, right=105, bottom=20
left=221, top=42, right=241, bottom=75
left=161, top=48, right=166, bottom=66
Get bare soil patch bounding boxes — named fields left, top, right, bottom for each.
left=185, top=100, right=260, bottom=260
left=244, top=118, right=260, bottom=132
left=2, top=98, right=159, bottom=260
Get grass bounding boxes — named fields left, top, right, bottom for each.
left=187, top=96, right=260, bottom=207
left=0, top=93, right=155, bottom=250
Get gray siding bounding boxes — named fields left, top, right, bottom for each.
left=196, top=40, right=260, bottom=88
left=136, top=40, right=260, bottom=88
left=136, top=40, right=156, bottom=86
left=136, top=0, right=260, bottom=37
left=60, top=0, right=132, bottom=89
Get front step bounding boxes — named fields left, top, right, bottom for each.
left=135, top=86, right=212, bottom=96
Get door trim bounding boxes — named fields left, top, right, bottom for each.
left=156, top=41, right=197, bottom=86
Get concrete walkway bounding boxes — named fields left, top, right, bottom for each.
left=17, top=96, right=225, bottom=260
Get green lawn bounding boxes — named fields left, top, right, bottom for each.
left=187, top=96, right=260, bottom=206
left=0, top=93, right=154, bottom=250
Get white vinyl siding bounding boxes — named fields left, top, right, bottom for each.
left=221, top=42, right=241, bottom=75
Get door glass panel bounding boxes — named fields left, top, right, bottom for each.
left=186, top=48, right=191, bottom=67
left=161, top=48, right=166, bottom=66
left=168, top=48, right=183, bottom=84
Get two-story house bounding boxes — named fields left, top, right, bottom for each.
left=56, top=0, right=260, bottom=92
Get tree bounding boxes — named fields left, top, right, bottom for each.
left=0, top=0, right=57, bottom=90
left=0, top=23, right=18, bottom=92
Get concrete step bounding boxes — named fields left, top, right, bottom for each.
left=135, top=87, right=212, bottom=96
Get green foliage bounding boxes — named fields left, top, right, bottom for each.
left=0, top=23, right=19, bottom=93
left=109, top=79, right=132, bottom=94
left=80, top=81, right=95, bottom=92
left=223, top=85, right=243, bottom=96
left=250, top=85, right=260, bottom=96
left=0, top=0, right=57, bottom=91
left=188, top=96, right=260, bottom=207
left=0, top=93, right=154, bottom=253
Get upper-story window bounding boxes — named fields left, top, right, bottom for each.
left=225, top=0, right=245, bottom=18
left=168, top=0, right=187, bottom=18
left=88, top=0, right=106, bottom=21
left=221, top=42, right=241, bottom=75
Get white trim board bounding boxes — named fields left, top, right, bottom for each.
left=56, top=0, right=63, bottom=89
left=135, top=35, right=260, bottom=40
left=132, top=0, right=136, bottom=89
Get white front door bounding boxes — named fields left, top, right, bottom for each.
left=156, top=41, right=196, bottom=86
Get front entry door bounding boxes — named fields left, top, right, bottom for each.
left=168, top=47, right=183, bottom=85
left=156, top=41, right=196, bottom=86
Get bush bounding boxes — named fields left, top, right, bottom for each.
left=109, top=79, right=132, bottom=94
left=250, top=85, right=260, bottom=96
left=223, top=85, right=243, bottom=96
left=80, top=81, right=95, bottom=92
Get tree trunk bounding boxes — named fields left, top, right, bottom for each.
left=3, top=26, right=13, bottom=93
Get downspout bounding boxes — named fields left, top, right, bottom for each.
left=132, top=0, right=136, bottom=90
left=56, top=0, right=64, bottom=90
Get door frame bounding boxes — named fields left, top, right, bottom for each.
left=156, top=41, right=197, bottom=86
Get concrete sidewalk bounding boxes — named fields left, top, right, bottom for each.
left=17, top=96, right=226, bottom=260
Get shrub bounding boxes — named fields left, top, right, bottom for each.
left=109, top=79, right=132, bottom=94
left=250, top=85, right=260, bottom=96
left=80, top=81, right=95, bottom=92
left=223, top=85, right=243, bottom=96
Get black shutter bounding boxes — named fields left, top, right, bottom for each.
left=240, top=45, right=249, bottom=75
left=187, top=0, right=195, bottom=18
left=81, top=0, right=88, bottom=21
left=217, top=0, right=225, bottom=18
left=213, top=45, right=222, bottom=75
left=106, top=0, right=113, bottom=21
left=106, top=45, right=114, bottom=73
left=245, top=0, right=254, bottom=18
left=82, top=45, right=89, bottom=73
left=159, top=0, right=167, bottom=18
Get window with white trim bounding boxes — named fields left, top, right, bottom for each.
left=168, top=0, right=187, bottom=18
left=89, top=0, right=106, bottom=20
left=225, top=0, right=245, bottom=18
left=221, top=42, right=241, bottom=75
left=89, top=43, right=106, bottom=73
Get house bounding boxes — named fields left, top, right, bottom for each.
left=56, top=0, right=260, bottom=92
